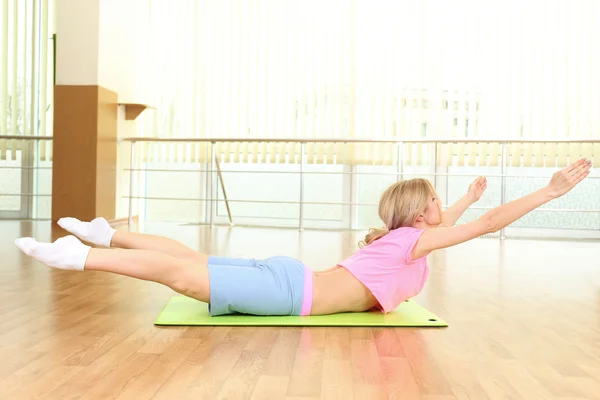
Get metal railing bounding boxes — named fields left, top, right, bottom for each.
left=1, top=134, right=598, bottom=239
left=121, top=137, right=600, bottom=239
left=0, top=135, right=53, bottom=219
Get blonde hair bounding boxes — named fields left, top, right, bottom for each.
left=358, top=178, right=440, bottom=248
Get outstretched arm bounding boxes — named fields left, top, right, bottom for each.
left=414, top=159, right=591, bottom=259
left=441, top=177, right=487, bottom=227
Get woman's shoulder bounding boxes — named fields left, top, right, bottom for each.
left=388, top=226, right=425, bottom=237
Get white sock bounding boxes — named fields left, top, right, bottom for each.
left=57, top=217, right=116, bottom=247
left=15, top=235, right=91, bottom=271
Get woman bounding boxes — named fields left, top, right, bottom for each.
left=15, top=158, right=591, bottom=316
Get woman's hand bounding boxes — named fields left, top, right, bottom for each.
left=467, top=176, right=487, bottom=203
left=547, top=158, right=591, bottom=199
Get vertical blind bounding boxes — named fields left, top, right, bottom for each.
left=2, top=1, right=599, bottom=167
left=136, top=0, right=600, bottom=167
left=0, top=0, right=53, bottom=161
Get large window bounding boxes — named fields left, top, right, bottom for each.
left=0, top=0, right=54, bottom=219
left=133, top=0, right=599, bottom=235
left=136, top=0, right=599, bottom=167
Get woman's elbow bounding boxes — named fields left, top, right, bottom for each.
left=479, top=215, right=499, bottom=234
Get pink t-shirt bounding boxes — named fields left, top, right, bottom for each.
left=338, top=227, right=429, bottom=313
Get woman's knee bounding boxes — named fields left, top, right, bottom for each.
left=169, top=264, right=211, bottom=303
left=182, top=252, right=209, bottom=269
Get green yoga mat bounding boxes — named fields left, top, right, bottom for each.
left=154, top=296, right=447, bottom=327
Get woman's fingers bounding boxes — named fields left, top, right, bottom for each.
left=574, top=170, right=590, bottom=184
left=570, top=160, right=591, bottom=178
left=566, top=158, right=587, bottom=173
left=563, top=160, right=591, bottom=186
left=575, top=170, right=590, bottom=184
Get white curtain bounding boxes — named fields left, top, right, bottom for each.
left=138, top=0, right=600, bottom=167
left=0, top=0, right=53, bottom=161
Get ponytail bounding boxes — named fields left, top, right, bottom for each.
left=358, top=226, right=389, bottom=248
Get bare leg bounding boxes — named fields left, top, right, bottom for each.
left=109, top=231, right=208, bottom=265
left=15, top=235, right=211, bottom=302
left=85, top=248, right=210, bottom=302
left=58, top=217, right=207, bottom=264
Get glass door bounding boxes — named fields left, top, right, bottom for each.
left=0, top=143, right=32, bottom=219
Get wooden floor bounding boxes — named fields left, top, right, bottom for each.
left=1, top=220, right=599, bottom=399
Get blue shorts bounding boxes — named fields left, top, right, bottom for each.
left=207, top=255, right=313, bottom=317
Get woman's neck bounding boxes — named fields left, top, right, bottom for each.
left=412, top=221, right=438, bottom=230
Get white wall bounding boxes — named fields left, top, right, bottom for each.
left=98, top=0, right=150, bottom=103
left=56, top=0, right=150, bottom=98
left=55, top=0, right=100, bottom=85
